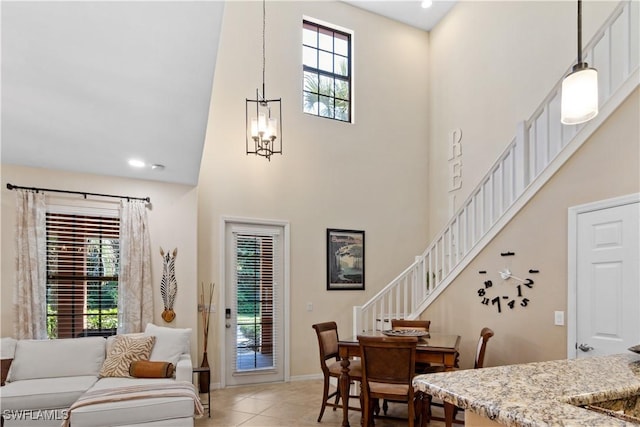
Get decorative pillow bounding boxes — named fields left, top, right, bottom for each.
left=144, top=323, right=191, bottom=367
left=99, top=335, right=155, bottom=378
left=129, top=360, right=175, bottom=378
left=105, top=333, right=145, bottom=354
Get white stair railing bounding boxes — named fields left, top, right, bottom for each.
left=354, top=0, right=639, bottom=335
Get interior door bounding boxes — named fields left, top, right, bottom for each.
left=224, top=222, right=285, bottom=386
left=576, top=200, right=639, bottom=358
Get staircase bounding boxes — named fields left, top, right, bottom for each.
left=353, top=0, right=639, bottom=335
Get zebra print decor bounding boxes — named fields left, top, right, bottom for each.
left=160, top=247, right=178, bottom=322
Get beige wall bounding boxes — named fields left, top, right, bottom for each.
left=0, top=165, right=199, bottom=361
left=422, top=89, right=639, bottom=368
left=1, top=0, right=635, bottom=389
left=198, top=1, right=431, bottom=383
left=428, top=1, right=619, bottom=233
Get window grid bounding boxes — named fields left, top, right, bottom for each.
left=303, top=20, right=351, bottom=122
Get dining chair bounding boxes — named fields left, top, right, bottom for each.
left=312, top=322, right=362, bottom=422
left=358, top=335, right=425, bottom=427
left=425, top=327, right=495, bottom=426
left=381, top=319, right=432, bottom=416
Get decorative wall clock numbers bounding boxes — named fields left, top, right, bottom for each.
left=477, top=251, right=539, bottom=313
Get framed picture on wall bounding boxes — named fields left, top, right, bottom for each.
left=326, top=228, right=365, bottom=290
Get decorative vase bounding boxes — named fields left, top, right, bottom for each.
left=198, top=352, right=210, bottom=394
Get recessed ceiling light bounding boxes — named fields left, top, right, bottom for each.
left=128, top=159, right=146, bottom=168
left=421, top=0, right=433, bottom=8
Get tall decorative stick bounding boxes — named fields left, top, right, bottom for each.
left=198, top=282, right=214, bottom=393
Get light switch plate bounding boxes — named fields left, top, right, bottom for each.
left=554, top=311, right=564, bottom=326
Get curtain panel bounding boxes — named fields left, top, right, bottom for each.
left=118, top=200, right=153, bottom=333
left=13, top=190, right=47, bottom=339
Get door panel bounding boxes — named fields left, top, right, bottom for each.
left=225, top=222, right=284, bottom=385
left=576, top=201, right=639, bottom=358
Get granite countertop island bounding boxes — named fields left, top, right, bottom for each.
left=413, top=353, right=640, bottom=426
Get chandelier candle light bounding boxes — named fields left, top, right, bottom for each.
left=561, top=0, right=598, bottom=125
left=246, top=0, right=282, bottom=160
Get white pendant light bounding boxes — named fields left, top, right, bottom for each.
left=561, top=0, right=598, bottom=125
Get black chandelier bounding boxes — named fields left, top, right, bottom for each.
left=246, top=0, right=282, bottom=161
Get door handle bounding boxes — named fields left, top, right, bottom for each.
left=578, top=343, right=594, bottom=352
left=225, top=308, right=232, bottom=328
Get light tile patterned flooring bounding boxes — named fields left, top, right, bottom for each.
left=195, top=379, right=449, bottom=427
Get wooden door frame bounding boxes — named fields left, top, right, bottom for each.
left=218, top=216, right=291, bottom=388
left=567, top=193, right=639, bottom=359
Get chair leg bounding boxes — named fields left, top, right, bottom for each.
left=382, top=399, right=388, bottom=415
left=416, top=392, right=429, bottom=427
left=408, top=396, right=415, bottom=427
left=362, top=393, right=370, bottom=427
left=317, top=375, right=330, bottom=422
left=425, top=394, right=432, bottom=423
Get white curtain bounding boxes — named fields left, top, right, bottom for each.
left=118, top=200, right=153, bottom=333
left=14, top=190, right=47, bottom=339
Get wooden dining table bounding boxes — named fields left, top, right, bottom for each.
left=337, top=331, right=461, bottom=427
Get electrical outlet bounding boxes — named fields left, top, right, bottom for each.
left=209, top=304, right=216, bottom=313
left=554, top=311, right=564, bottom=326
left=306, top=303, right=313, bottom=312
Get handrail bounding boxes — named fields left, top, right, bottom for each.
left=354, top=0, right=639, bottom=336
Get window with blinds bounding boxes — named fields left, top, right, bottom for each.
left=233, top=231, right=279, bottom=372
left=46, top=212, right=120, bottom=339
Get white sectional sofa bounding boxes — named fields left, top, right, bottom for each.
left=0, top=325, right=199, bottom=427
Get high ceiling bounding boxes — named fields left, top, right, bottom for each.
left=344, top=0, right=457, bottom=31
left=1, top=1, right=455, bottom=186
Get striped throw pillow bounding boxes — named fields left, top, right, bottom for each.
left=99, top=335, right=156, bottom=378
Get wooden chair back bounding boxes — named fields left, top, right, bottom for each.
left=312, top=321, right=340, bottom=373
left=474, top=327, right=494, bottom=369
left=391, top=319, right=431, bottom=332
left=358, top=335, right=419, bottom=427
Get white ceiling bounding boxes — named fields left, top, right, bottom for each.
left=343, top=0, right=457, bottom=31
left=1, top=1, right=455, bottom=186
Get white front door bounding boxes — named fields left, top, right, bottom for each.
left=223, top=220, right=287, bottom=386
left=573, top=196, right=639, bottom=358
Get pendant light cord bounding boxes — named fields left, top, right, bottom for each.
left=577, top=0, right=583, bottom=64
left=262, top=0, right=266, bottom=99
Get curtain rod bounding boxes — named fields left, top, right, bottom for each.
left=6, top=183, right=150, bottom=203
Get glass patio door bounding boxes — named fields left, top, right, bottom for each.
left=225, top=222, right=284, bottom=386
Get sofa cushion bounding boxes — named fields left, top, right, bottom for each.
left=70, top=378, right=194, bottom=427
left=144, top=323, right=191, bottom=367
left=0, top=375, right=98, bottom=410
left=7, top=337, right=106, bottom=381
left=1, top=337, right=17, bottom=359
left=99, top=335, right=155, bottom=378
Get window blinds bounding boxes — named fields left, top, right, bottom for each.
left=46, top=212, right=120, bottom=339
left=232, top=229, right=280, bottom=373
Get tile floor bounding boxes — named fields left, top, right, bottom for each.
left=195, top=379, right=451, bottom=427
